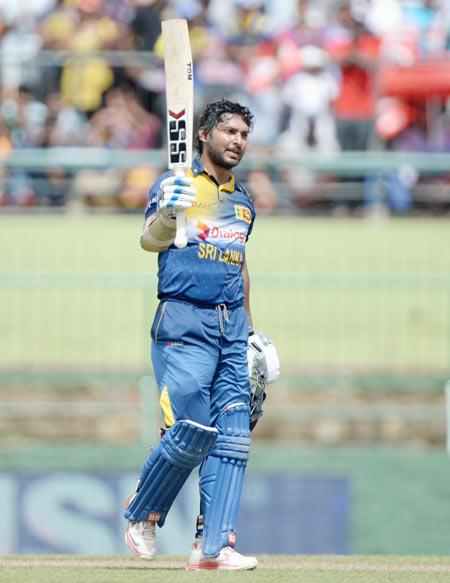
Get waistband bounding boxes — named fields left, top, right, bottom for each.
left=158, top=296, right=243, bottom=311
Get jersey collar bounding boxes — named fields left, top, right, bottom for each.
left=191, top=158, right=235, bottom=193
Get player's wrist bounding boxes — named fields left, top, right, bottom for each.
left=158, top=211, right=177, bottom=226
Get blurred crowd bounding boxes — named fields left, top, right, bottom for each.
left=1, top=0, right=450, bottom=214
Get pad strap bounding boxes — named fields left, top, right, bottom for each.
left=125, top=420, right=217, bottom=526
left=200, top=404, right=250, bottom=557
left=212, top=435, right=250, bottom=460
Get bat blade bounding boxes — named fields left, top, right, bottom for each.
left=162, top=18, right=193, bottom=249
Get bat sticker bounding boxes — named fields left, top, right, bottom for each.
left=168, top=110, right=188, bottom=165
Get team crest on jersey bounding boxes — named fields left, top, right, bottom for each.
left=234, top=205, right=252, bottom=224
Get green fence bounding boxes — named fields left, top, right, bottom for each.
left=1, top=271, right=450, bottom=386
left=1, top=215, right=449, bottom=390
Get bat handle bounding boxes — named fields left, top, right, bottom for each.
left=174, top=168, right=188, bottom=249
left=175, top=213, right=187, bottom=249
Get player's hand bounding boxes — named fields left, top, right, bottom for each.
left=157, top=175, right=196, bottom=219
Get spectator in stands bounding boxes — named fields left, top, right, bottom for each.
left=325, top=0, right=381, bottom=151
left=3, top=0, right=448, bottom=214
left=85, top=84, right=162, bottom=150
left=0, top=85, right=51, bottom=206
left=44, top=91, right=88, bottom=146
left=245, top=167, right=278, bottom=214
left=119, top=165, right=162, bottom=210
left=31, top=91, right=89, bottom=205
left=275, top=0, right=328, bottom=80
left=278, top=44, right=339, bottom=153
left=0, top=117, right=12, bottom=154
left=14, top=85, right=49, bottom=147
left=129, top=0, right=165, bottom=52
left=217, top=1, right=283, bottom=148
left=367, top=0, right=447, bottom=65
left=400, top=0, right=447, bottom=55
left=71, top=84, right=162, bottom=208
left=0, top=116, right=13, bottom=206
left=225, top=0, right=273, bottom=53
left=54, top=0, right=128, bottom=116
left=365, top=0, right=404, bottom=39
left=275, top=44, right=339, bottom=211
left=38, top=0, right=78, bottom=52
left=0, top=2, right=44, bottom=91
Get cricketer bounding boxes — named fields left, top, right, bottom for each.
left=124, top=99, right=279, bottom=570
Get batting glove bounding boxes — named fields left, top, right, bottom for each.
left=157, top=175, right=196, bottom=219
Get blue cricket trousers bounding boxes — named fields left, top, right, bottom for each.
left=150, top=299, right=250, bottom=427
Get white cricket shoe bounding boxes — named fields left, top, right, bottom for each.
left=125, top=520, right=157, bottom=560
left=186, top=542, right=258, bottom=571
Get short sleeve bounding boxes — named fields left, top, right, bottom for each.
left=246, top=206, right=256, bottom=241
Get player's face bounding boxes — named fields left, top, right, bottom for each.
left=201, top=114, right=250, bottom=170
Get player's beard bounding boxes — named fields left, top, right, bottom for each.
left=206, top=142, right=244, bottom=170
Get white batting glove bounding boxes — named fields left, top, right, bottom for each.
left=157, top=175, right=196, bottom=219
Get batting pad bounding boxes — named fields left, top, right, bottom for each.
left=200, top=403, right=251, bottom=557
left=125, top=420, right=217, bottom=525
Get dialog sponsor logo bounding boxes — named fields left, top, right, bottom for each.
left=197, top=221, right=245, bottom=244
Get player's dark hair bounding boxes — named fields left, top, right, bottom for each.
left=195, top=99, right=254, bottom=154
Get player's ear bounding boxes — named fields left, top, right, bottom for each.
left=198, top=128, right=207, bottom=145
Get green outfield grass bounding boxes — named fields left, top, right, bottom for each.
left=2, top=555, right=450, bottom=583
left=1, top=215, right=450, bottom=377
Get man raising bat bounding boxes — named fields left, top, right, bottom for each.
left=124, top=99, right=279, bottom=571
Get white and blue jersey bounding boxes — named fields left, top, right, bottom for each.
left=145, top=158, right=255, bottom=308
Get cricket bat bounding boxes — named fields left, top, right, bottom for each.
left=161, top=18, right=193, bottom=249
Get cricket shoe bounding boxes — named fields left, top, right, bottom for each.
left=186, top=542, right=258, bottom=571
left=125, top=519, right=157, bottom=560
left=124, top=492, right=159, bottom=560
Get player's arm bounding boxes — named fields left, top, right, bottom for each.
left=244, top=259, right=281, bottom=429
left=242, top=259, right=254, bottom=333
left=140, top=213, right=176, bottom=253
left=140, top=174, right=196, bottom=253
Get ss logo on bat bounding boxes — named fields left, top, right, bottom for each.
left=168, top=109, right=188, bottom=165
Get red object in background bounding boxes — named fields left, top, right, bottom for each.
left=327, top=34, right=381, bottom=119
left=375, top=97, right=416, bottom=141
left=377, top=58, right=450, bottom=101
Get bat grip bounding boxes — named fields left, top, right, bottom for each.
left=174, top=168, right=188, bottom=249
left=175, top=214, right=187, bottom=249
